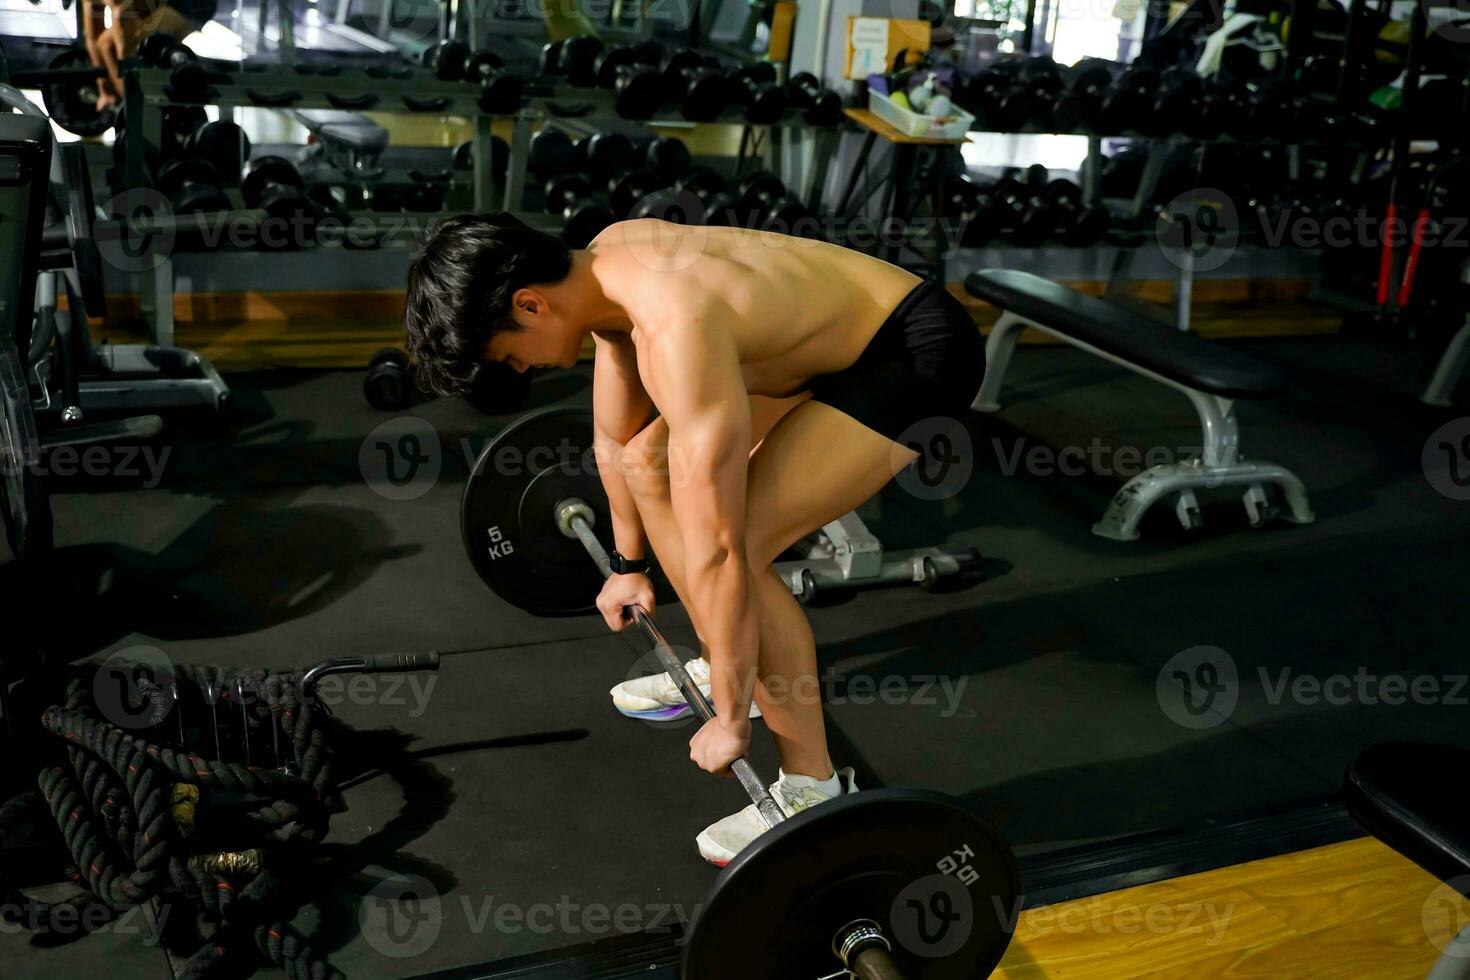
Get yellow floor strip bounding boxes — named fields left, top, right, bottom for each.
left=997, top=837, right=1470, bottom=980
left=88, top=281, right=1344, bottom=371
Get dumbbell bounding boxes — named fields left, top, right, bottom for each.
left=1148, top=66, right=1208, bottom=138
left=423, top=39, right=472, bottom=81
left=576, top=132, right=637, bottom=183
left=364, top=348, right=414, bottom=410
left=1050, top=59, right=1114, bottom=132
left=462, top=49, right=525, bottom=114
left=730, top=63, right=786, bottom=124
left=588, top=44, right=664, bottom=117
left=529, top=128, right=576, bottom=178
left=1012, top=178, right=1109, bottom=247
left=994, top=57, right=1067, bottom=131
left=560, top=36, right=606, bottom=87
left=137, top=33, right=208, bottom=100
left=679, top=62, right=734, bottom=122
left=628, top=168, right=741, bottom=226
left=453, top=135, right=511, bottom=182
left=642, top=136, right=692, bottom=183
left=538, top=39, right=566, bottom=77
left=575, top=133, right=671, bottom=217
left=544, top=174, right=615, bottom=248
left=593, top=46, right=643, bottom=88
left=1197, top=75, right=1253, bottom=140
left=785, top=72, right=843, bottom=126
left=737, top=171, right=812, bottom=232
left=157, top=157, right=228, bottom=214
left=661, top=49, right=706, bottom=88
left=957, top=177, right=1028, bottom=247
left=1096, top=64, right=1160, bottom=134
left=184, top=119, right=251, bottom=184
left=242, top=156, right=311, bottom=247
left=618, top=65, right=667, bottom=120
left=679, top=169, right=744, bottom=225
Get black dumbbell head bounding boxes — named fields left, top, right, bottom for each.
left=610, top=169, right=668, bottom=216
left=187, top=120, right=251, bottom=181
left=241, top=155, right=304, bottom=207
left=431, top=39, right=472, bottom=81
left=629, top=187, right=701, bottom=224
left=677, top=167, right=726, bottom=200
left=738, top=171, right=786, bottom=212
left=529, top=128, right=575, bottom=177
left=539, top=39, right=566, bottom=76
left=644, top=137, right=692, bottom=181
left=138, top=33, right=184, bottom=67
left=614, top=64, right=664, bottom=119
left=595, top=47, right=639, bottom=89
left=586, top=132, right=636, bottom=179
left=157, top=157, right=228, bottom=213
left=563, top=201, right=615, bottom=248
left=561, top=36, right=605, bottom=87
left=545, top=173, right=594, bottom=214
left=365, top=348, right=414, bottom=410
left=681, top=69, right=731, bottom=122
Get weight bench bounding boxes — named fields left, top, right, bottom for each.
left=293, top=109, right=388, bottom=178
left=1346, top=743, right=1470, bottom=978
left=966, top=269, right=1314, bottom=541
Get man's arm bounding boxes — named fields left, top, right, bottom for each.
left=640, top=305, right=758, bottom=728
left=592, top=331, right=654, bottom=564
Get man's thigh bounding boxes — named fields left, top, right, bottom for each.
left=744, top=400, right=917, bottom=566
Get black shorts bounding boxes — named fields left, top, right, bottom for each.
left=169, top=0, right=217, bottom=26
left=807, top=280, right=985, bottom=444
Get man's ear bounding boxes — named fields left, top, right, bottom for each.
left=511, top=287, right=544, bottom=317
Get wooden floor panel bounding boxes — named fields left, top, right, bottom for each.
left=88, top=285, right=1344, bottom=371
left=997, top=837, right=1470, bottom=980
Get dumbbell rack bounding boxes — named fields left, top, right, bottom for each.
left=124, top=64, right=846, bottom=211
left=114, top=57, right=850, bottom=343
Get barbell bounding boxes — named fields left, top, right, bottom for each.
left=460, top=407, right=1019, bottom=979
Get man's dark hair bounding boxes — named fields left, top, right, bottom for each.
left=404, top=212, right=572, bottom=396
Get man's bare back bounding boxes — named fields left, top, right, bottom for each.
left=587, top=220, right=923, bottom=397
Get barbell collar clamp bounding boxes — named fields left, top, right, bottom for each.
left=834, top=918, right=892, bottom=964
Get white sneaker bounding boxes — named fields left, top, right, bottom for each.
left=610, top=657, right=762, bottom=721
left=695, top=767, right=858, bottom=867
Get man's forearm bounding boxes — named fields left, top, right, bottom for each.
left=595, top=433, right=647, bottom=560
left=687, top=552, right=760, bottom=722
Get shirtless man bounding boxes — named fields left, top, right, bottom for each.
left=405, top=214, right=984, bottom=865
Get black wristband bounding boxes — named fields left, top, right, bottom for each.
left=608, top=551, right=649, bottom=575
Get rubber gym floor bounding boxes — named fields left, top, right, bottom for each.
left=3, top=332, right=1467, bottom=978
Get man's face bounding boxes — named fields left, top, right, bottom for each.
left=482, top=291, right=580, bottom=373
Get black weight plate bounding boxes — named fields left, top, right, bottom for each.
left=1, top=347, right=51, bottom=561
left=684, top=788, right=1018, bottom=980
left=42, top=48, right=115, bottom=137
left=460, top=407, right=611, bottom=615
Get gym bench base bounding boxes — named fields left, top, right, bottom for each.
left=967, top=270, right=1315, bottom=541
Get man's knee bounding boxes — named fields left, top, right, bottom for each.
left=621, top=418, right=671, bottom=499
left=745, top=525, right=790, bottom=570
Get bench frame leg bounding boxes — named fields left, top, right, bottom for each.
left=1421, top=314, right=1470, bottom=407
left=970, top=309, right=1315, bottom=541
left=1426, top=924, right=1470, bottom=980
left=972, top=312, right=1026, bottom=413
